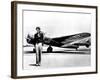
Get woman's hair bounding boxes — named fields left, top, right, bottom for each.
left=36, top=27, right=40, bottom=30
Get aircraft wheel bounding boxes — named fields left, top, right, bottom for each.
left=47, top=46, right=53, bottom=53
left=86, top=45, right=89, bottom=48
left=33, top=48, right=36, bottom=53
left=76, top=46, right=79, bottom=51
left=76, top=48, right=78, bottom=51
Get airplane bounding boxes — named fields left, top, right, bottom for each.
left=25, top=32, right=91, bottom=52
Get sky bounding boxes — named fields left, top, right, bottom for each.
left=23, top=10, right=91, bottom=45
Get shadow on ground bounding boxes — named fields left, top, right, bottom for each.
left=24, top=49, right=90, bottom=55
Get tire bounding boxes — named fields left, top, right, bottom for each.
left=47, top=47, right=53, bottom=53
left=76, top=46, right=79, bottom=51
left=86, top=44, right=89, bottom=48
left=33, top=48, right=36, bottom=53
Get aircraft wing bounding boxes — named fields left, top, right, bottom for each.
left=44, top=37, right=63, bottom=47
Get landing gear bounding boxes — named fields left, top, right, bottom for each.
left=75, top=46, right=79, bottom=51
left=33, top=48, right=36, bottom=53
left=47, top=45, right=53, bottom=53
left=86, top=44, right=90, bottom=48
left=76, top=48, right=78, bottom=51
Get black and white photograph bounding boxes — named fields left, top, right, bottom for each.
left=11, top=1, right=97, bottom=78
left=23, top=8, right=91, bottom=69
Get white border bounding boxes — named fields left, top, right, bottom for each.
left=17, top=3, right=96, bottom=76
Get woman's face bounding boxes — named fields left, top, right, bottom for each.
left=36, top=29, right=40, bottom=33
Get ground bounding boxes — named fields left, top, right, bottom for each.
left=23, top=46, right=91, bottom=70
